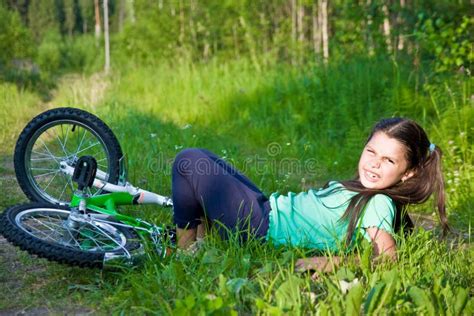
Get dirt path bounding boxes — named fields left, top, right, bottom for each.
left=0, top=154, right=97, bottom=314
left=0, top=72, right=111, bottom=314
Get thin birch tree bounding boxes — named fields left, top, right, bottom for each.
left=320, top=0, right=329, bottom=63
left=103, top=0, right=110, bottom=74
left=94, top=0, right=101, bottom=39
left=382, top=2, right=392, bottom=53
left=312, top=2, right=321, bottom=56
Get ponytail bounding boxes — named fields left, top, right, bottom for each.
left=420, top=146, right=449, bottom=235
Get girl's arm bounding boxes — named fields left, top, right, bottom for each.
left=295, top=228, right=396, bottom=273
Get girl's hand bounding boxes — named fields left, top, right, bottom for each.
left=365, top=227, right=397, bottom=261
left=295, top=256, right=340, bottom=273
left=295, top=257, right=323, bottom=272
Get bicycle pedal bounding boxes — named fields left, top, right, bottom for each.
left=72, top=156, right=97, bottom=190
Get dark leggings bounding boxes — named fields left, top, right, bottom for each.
left=171, top=148, right=270, bottom=240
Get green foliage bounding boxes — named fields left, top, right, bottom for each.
left=27, top=0, right=61, bottom=40
left=2, top=0, right=472, bottom=94
left=0, top=5, right=34, bottom=67
left=408, top=282, right=471, bottom=315
left=418, top=16, right=473, bottom=74
left=0, top=83, right=41, bottom=151
left=59, top=35, right=102, bottom=73
left=0, top=5, right=46, bottom=94
left=37, top=31, right=101, bottom=81
left=37, top=31, right=63, bottom=76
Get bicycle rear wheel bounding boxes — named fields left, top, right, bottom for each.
left=14, top=107, right=123, bottom=205
left=0, top=203, right=142, bottom=268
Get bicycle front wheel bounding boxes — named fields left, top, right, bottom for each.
left=14, top=107, right=123, bottom=205
left=0, top=203, right=142, bottom=268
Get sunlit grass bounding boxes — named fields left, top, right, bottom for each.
left=0, top=57, right=472, bottom=314
left=95, top=57, right=472, bottom=313
left=0, top=83, right=42, bottom=152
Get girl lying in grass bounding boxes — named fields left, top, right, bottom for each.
left=170, top=118, right=448, bottom=273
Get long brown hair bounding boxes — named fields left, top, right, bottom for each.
left=336, top=118, right=448, bottom=246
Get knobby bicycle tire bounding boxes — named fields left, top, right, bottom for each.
left=0, top=203, right=142, bottom=268
left=14, top=107, right=123, bottom=205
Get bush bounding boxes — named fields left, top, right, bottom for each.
left=417, top=15, right=473, bottom=74
left=37, top=31, right=62, bottom=76
left=0, top=5, right=35, bottom=68
left=60, top=35, right=102, bottom=74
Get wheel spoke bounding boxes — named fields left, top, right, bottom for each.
left=58, top=177, right=70, bottom=202
left=31, top=167, right=58, bottom=172
left=29, top=216, right=61, bottom=235
left=63, top=124, right=71, bottom=150
left=32, top=150, right=57, bottom=159
left=67, top=176, right=75, bottom=192
left=58, top=124, right=71, bottom=157
left=77, top=227, right=115, bottom=249
left=31, top=157, right=60, bottom=162
left=42, top=170, right=59, bottom=192
left=33, top=170, right=60, bottom=178
left=78, top=230, right=103, bottom=249
left=88, top=223, right=123, bottom=249
left=28, top=215, right=81, bottom=247
left=73, top=129, right=88, bottom=158
left=25, top=224, right=58, bottom=242
left=37, top=138, right=61, bottom=164
left=23, top=116, right=117, bottom=205
left=62, top=226, right=83, bottom=248
left=18, top=209, right=127, bottom=252
left=46, top=128, right=69, bottom=158
left=74, top=141, right=101, bottom=157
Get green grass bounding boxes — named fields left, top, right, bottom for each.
left=0, top=57, right=472, bottom=314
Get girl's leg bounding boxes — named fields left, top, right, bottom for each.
left=171, top=149, right=205, bottom=248
left=172, top=148, right=270, bottom=246
left=176, top=227, right=197, bottom=248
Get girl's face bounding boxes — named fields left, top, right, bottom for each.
left=358, top=132, right=414, bottom=189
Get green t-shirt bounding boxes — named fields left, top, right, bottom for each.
left=266, top=181, right=396, bottom=251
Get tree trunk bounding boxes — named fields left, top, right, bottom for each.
left=320, top=0, right=329, bottom=63
left=189, top=0, right=197, bottom=57
left=179, top=0, right=185, bottom=47
left=366, top=0, right=374, bottom=56
left=397, top=0, right=405, bottom=50
left=78, top=0, right=91, bottom=34
left=291, top=0, right=297, bottom=65
left=103, top=0, right=110, bottom=74
left=239, top=16, right=261, bottom=72
left=64, top=0, right=74, bottom=37
left=382, top=3, right=392, bottom=53
left=260, top=12, right=268, bottom=59
left=312, top=3, right=321, bottom=55
left=297, top=2, right=304, bottom=64
left=233, top=23, right=239, bottom=59
left=127, top=0, right=136, bottom=23
left=297, top=3, right=304, bottom=43
left=94, top=0, right=101, bottom=39
left=118, top=0, right=125, bottom=32
left=203, top=13, right=210, bottom=60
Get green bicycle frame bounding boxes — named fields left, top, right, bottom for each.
left=69, top=191, right=155, bottom=235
